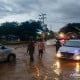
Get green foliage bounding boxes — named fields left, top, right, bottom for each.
left=59, top=23, right=80, bottom=39
left=59, top=23, right=80, bottom=33
left=0, top=21, right=43, bottom=41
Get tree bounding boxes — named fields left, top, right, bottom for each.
left=18, top=21, right=43, bottom=41
left=0, top=20, right=43, bottom=41
left=59, top=23, right=80, bottom=39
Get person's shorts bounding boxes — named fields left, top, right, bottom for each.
left=39, top=49, right=43, bottom=53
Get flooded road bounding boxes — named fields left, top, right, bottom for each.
left=0, top=44, right=80, bottom=80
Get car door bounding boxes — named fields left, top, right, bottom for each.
left=0, top=46, right=7, bottom=60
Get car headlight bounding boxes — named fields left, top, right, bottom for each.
left=56, top=51, right=62, bottom=58
left=74, top=54, right=80, bottom=60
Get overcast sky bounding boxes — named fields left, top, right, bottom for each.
left=0, top=0, right=80, bottom=32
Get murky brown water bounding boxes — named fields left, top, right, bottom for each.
left=0, top=44, right=80, bottom=80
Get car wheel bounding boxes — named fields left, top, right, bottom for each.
left=8, top=54, right=16, bottom=62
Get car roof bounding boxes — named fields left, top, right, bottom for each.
left=68, top=39, right=80, bottom=42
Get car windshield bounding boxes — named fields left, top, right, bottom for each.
left=64, top=40, right=80, bottom=47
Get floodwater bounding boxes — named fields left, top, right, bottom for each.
left=0, top=44, right=80, bottom=80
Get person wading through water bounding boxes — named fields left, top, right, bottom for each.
left=56, top=39, right=61, bottom=52
left=27, top=41, right=35, bottom=63
left=37, top=39, right=45, bottom=59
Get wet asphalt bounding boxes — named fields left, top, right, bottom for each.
left=0, top=44, right=80, bottom=80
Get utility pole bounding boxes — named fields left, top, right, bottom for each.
left=39, top=13, right=47, bottom=26
left=50, top=25, right=52, bottom=30
left=38, top=13, right=47, bottom=40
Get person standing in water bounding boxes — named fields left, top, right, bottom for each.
left=37, top=39, right=45, bottom=59
left=27, top=41, right=35, bottom=63
left=56, top=39, right=61, bottom=52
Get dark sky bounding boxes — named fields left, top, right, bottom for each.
left=0, top=0, right=80, bottom=32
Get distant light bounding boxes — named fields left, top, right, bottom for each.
left=37, top=31, right=42, bottom=34
left=48, top=32, right=50, bottom=35
left=75, top=56, right=80, bottom=60
left=59, top=33, right=65, bottom=38
left=36, top=29, right=43, bottom=34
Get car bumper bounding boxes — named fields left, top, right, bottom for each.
left=56, top=55, right=80, bottom=61
left=56, top=53, right=80, bottom=61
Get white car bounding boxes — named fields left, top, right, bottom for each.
left=56, top=40, right=80, bottom=60
left=0, top=45, right=16, bottom=62
left=46, top=39, right=56, bottom=45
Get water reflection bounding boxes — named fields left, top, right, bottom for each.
left=34, top=59, right=44, bottom=79
left=51, top=59, right=62, bottom=80
left=36, top=67, right=40, bottom=77
left=44, top=75, right=48, bottom=80
left=53, top=59, right=61, bottom=75
left=75, top=62, right=80, bottom=73
left=51, top=59, right=80, bottom=80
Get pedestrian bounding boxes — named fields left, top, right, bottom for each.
left=27, top=41, right=35, bottom=63
left=37, top=39, right=45, bottom=59
left=56, top=39, right=61, bottom=52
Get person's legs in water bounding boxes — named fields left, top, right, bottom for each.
left=30, top=53, right=34, bottom=62
left=29, top=52, right=34, bottom=63
left=40, top=49, right=43, bottom=58
left=39, top=49, right=43, bottom=59
left=38, top=50, right=41, bottom=58
left=56, top=46, right=59, bottom=52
